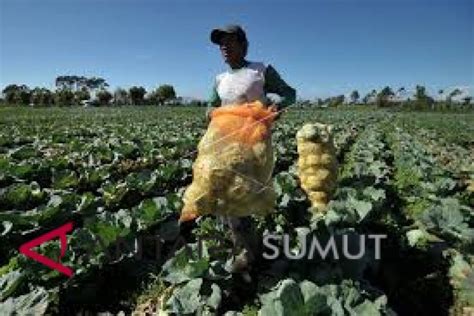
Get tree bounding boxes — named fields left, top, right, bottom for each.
left=16, top=87, right=31, bottom=105
left=447, top=88, right=463, bottom=109
left=149, top=84, right=177, bottom=105
left=188, top=99, right=206, bottom=107
left=129, top=86, right=146, bottom=105
left=375, top=86, right=394, bottom=107
left=75, top=87, right=90, bottom=105
left=55, top=75, right=108, bottom=102
left=96, top=89, right=113, bottom=106
left=85, top=77, right=108, bottom=101
left=76, top=76, right=88, bottom=91
left=437, top=89, right=445, bottom=110
left=2, top=84, right=25, bottom=104
left=54, top=89, right=75, bottom=106
left=413, top=85, right=434, bottom=110
left=2, top=84, right=30, bottom=105
left=42, top=89, right=54, bottom=106
left=297, top=99, right=311, bottom=108
left=350, top=90, right=359, bottom=104
left=30, top=88, right=43, bottom=106
left=113, top=88, right=129, bottom=106
left=363, top=89, right=377, bottom=104
left=362, top=94, right=369, bottom=104
left=329, top=95, right=345, bottom=107
left=462, top=96, right=472, bottom=107
left=395, top=87, right=406, bottom=106
left=414, top=85, right=427, bottom=100
left=86, top=77, right=108, bottom=91
left=55, top=76, right=72, bottom=90
left=55, top=75, right=86, bottom=91
left=449, top=88, right=462, bottom=99
left=30, top=88, right=54, bottom=106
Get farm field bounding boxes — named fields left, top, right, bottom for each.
left=0, top=106, right=473, bottom=315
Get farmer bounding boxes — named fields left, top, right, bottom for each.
left=208, top=24, right=296, bottom=274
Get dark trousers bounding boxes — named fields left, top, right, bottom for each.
left=219, top=215, right=260, bottom=263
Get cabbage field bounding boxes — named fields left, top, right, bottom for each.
left=0, top=106, right=473, bottom=315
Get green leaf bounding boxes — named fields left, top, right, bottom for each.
left=449, top=253, right=474, bottom=306
left=0, top=287, right=49, bottom=315
left=206, top=283, right=222, bottom=310
left=421, top=198, right=474, bottom=244
left=166, top=278, right=203, bottom=314
left=349, top=198, right=373, bottom=221
left=162, top=244, right=210, bottom=284
left=0, top=270, right=24, bottom=301
left=102, top=182, right=129, bottom=208
left=9, top=145, right=38, bottom=160
left=362, top=187, right=385, bottom=203
left=260, top=279, right=304, bottom=316
left=52, top=170, right=79, bottom=189
left=75, top=192, right=100, bottom=215
left=0, top=182, right=45, bottom=210
left=84, top=209, right=133, bottom=247
left=1, top=221, right=13, bottom=236
left=136, top=197, right=170, bottom=230
left=258, top=279, right=391, bottom=316
left=299, top=281, right=329, bottom=314
left=353, top=299, right=383, bottom=316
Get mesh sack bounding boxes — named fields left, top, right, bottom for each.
left=180, top=101, right=277, bottom=222
left=296, top=123, right=338, bottom=214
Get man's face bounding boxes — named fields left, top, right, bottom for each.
left=219, top=34, right=244, bottom=65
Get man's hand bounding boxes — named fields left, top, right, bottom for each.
left=268, top=105, right=282, bottom=121
left=206, top=107, right=215, bottom=123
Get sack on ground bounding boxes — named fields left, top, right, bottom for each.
left=296, top=123, right=338, bottom=214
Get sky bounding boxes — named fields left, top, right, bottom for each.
left=1, top=0, right=473, bottom=100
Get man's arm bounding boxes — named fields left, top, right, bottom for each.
left=206, top=84, right=221, bottom=119
left=264, top=65, right=296, bottom=110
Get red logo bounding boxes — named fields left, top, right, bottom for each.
left=19, top=222, right=74, bottom=277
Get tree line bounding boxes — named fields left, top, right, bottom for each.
left=1, top=76, right=179, bottom=107
left=1, top=78, right=471, bottom=111
left=303, top=85, right=472, bottom=111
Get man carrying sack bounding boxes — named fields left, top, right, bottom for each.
left=180, top=24, right=296, bottom=274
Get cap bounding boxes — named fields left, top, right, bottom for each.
left=210, top=24, right=247, bottom=45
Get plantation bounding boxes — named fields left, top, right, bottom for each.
left=0, top=106, right=473, bottom=315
